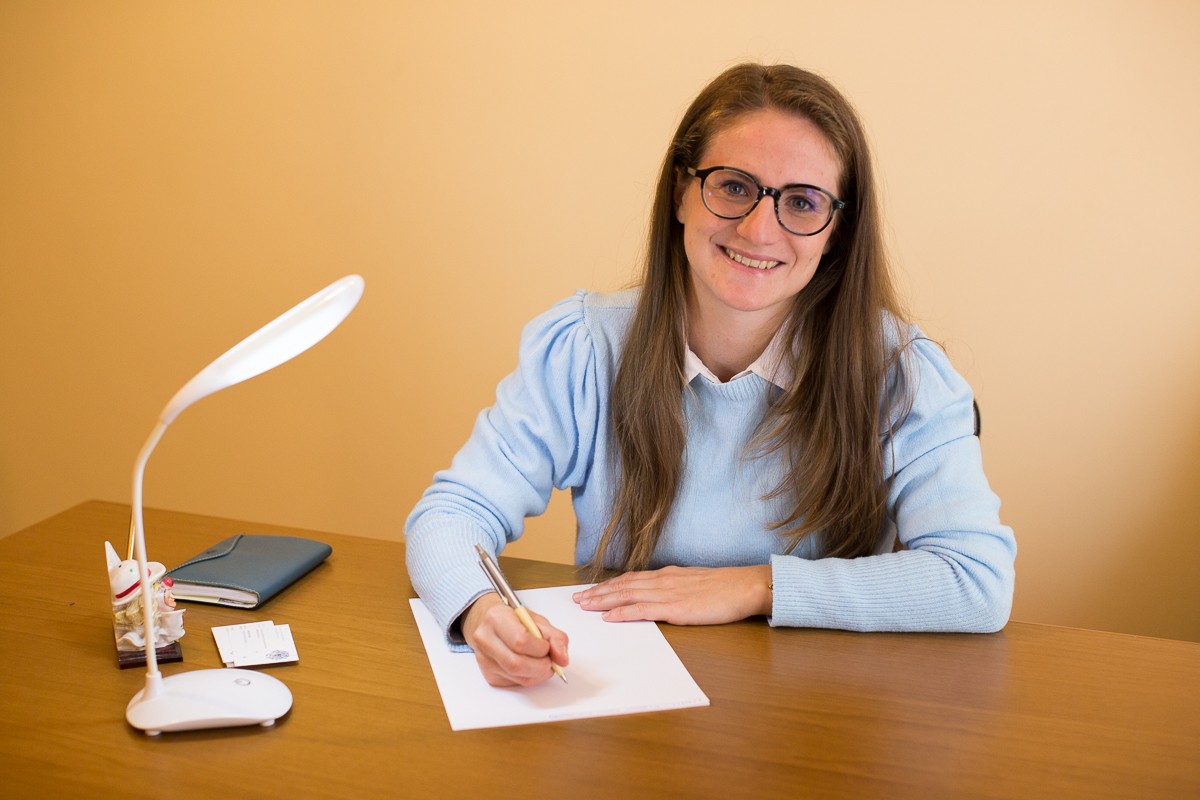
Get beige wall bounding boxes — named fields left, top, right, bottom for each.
left=2, top=1, right=1198, bottom=641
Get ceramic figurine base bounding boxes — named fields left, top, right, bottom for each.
left=117, top=642, right=184, bottom=670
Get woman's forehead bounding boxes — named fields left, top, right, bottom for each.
left=699, top=109, right=843, bottom=191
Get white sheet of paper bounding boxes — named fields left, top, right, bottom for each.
left=410, top=584, right=709, bottom=731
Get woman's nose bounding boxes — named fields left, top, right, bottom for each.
left=736, top=196, right=780, bottom=241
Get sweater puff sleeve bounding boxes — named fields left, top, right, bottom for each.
left=405, top=292, right=600, bottom=648
left=768, top=334, right=1016, bottom=633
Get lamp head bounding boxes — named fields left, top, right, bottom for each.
left=160, top=274, right=364, bottom=425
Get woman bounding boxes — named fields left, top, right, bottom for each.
left=405, top=63, right=1015, bottom=687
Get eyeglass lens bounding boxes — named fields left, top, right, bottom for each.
left=701, top=168, right=833, bottom=235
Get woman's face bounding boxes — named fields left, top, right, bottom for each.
left=677, top=108, right=842, bottom=336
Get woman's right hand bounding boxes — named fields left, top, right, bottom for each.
left=460, top=592, right=570, bottom=687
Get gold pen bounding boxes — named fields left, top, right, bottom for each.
left=475, top=544, right=567, bottom=684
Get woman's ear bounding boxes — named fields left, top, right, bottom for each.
left=674, top=168, right=688, bottom=224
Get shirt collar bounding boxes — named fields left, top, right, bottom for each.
left=683, top=324, right=794, bottom=390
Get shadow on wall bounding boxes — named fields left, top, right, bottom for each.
left=1091, top=417, right=1200, bottom=643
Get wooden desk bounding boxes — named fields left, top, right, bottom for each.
left=1, top=502, right=1196, bottom=799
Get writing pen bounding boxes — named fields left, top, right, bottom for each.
left=475, top=544, right=567, bottom=684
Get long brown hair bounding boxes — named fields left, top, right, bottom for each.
left=595, top=63, right=908, bottom=571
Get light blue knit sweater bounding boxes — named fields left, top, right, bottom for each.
left=405, top=289, right=1015, bottom=646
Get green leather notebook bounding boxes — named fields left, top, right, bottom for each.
left=165, top=533, right=332, bottom=608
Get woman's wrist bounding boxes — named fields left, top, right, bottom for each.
left=759, top=564, right=774, bottom=616
left=460, top=591, right=503, bottom=648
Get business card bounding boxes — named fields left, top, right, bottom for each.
left=211, top=621, right=299, bottom=667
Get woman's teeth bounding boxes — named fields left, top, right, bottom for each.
left=725, top=248, right=780, bottom=270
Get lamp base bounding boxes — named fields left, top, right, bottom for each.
left=126, top=668, right=293, bottom=736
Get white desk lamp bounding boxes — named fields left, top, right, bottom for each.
left=124, top=274, right=364, bottom=736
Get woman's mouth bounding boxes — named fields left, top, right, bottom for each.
left=724, top=247, right=781, bottom=270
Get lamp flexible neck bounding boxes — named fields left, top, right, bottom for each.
left=131, top=420, right=168, bottom=687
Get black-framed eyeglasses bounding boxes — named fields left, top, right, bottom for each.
left=685, top=166, right=846, bottom=236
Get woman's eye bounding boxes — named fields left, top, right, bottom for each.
left=784, top=193, right=818, bottom=213
left=717, top=179, right=751, bottom=198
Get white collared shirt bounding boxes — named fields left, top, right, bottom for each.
left=683, top=325, right=794, bottom=390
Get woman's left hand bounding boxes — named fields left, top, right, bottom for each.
left=573, top=564, right=772, bottom=625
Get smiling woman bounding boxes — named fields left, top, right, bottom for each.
left=404, top=63, right=1016, bottom=688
